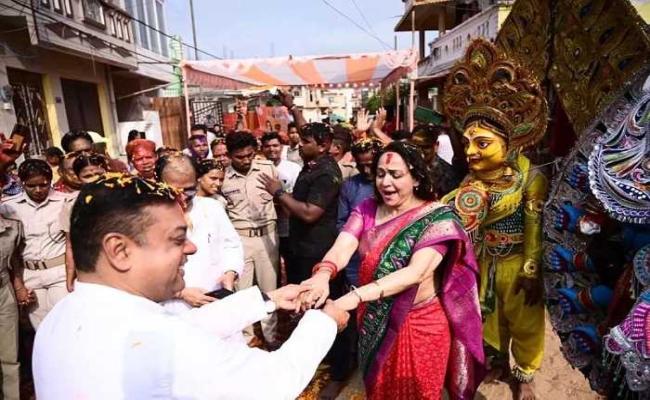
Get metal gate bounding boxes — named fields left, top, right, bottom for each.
left=189, top=99, right=224, bottom=130
left=8, top=69, right=49, bottom=155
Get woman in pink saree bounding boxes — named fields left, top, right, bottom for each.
left=301, top=141, right=484, bottom=399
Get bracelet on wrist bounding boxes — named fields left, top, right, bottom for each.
left=311, top=261, right=338, bottom=280
left=350, top=286, right=364, bottom=304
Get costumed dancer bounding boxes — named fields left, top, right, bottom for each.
left=441, top=38, right=548, bottom=400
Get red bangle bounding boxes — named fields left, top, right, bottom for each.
left=312, top=261, right=338, bottom=280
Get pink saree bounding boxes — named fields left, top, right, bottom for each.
left=342, top=199, right=485, bottom=399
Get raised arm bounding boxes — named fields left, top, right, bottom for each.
left=334, top=246, right=444, bottom=311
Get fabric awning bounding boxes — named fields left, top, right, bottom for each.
left=181, top=49, right=418, bottom=90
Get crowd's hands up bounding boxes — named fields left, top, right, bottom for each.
left=276, top=88, right=295, bottom=109
left=267, top=284, right=310, bottom=311
left=372, top=107, right=387, bottom=132
left=258, top=173, right=282, bottom=195
left=354, top=108, right=371, bottom=139
left=298, top=271, right=331, bottom=310
left=322, top=300, right=349, bottom=332
left=180, top=287, right=215, bottom=307
left=14, top=286, right=36, bottom=307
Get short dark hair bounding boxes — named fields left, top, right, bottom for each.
left=188, top=134, right=208, bottom=143
left=210, top=138, right=226, bottom=150
left=373, top=141, right=437, bottom=202
left=288, top=122, right=297, bottom=130
left=391, top=130, right=413, bottom=141
left=127, top=130, right=145, bottom=142
left=197, top=159, right=224, bottom=178
left=45, top=146, right=64, bottom=159
left=155, top=152, right=198, bottom=181
left=18, top=159, right=52, bottom=182
left=70, top=174, right=179, bottom=272
left=190, top=124, right=208, bottom=134
left=300, top=122, right=332, bottom=146
left=72, top=153, right=108, bottom=177
left=410, top=124, right=444, bottom=146
left=332, top=126, right=352, bottom=154
left=61, top=130, right=93, bottom=153
left=225, top=131, right=258, bottom=153
left=261, top=132, right=281, bottom=146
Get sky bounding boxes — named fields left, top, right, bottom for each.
left=165, top=0, right=421, bottom=60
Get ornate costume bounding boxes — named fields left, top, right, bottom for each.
left=544, top=73, right=650, bottom=398
left=441, top=39, right=549, bottom=383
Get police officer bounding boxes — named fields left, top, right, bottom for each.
left=222, top=131, right=280, bottom=346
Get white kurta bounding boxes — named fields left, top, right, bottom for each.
left=163, top=196, right=244, bottom=313
left=33, top=282, right=337, bottom=400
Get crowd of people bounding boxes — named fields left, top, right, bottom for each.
left=0, top=39, right=558, bottom=400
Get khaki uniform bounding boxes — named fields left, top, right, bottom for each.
left=1, top=191, right=75, bottom=329
left=222, top=159, right=279, bottom=343
left=338, top=160, right=358, bottom=181
left=0, top=217, right=23, bottom=400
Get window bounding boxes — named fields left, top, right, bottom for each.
left=52, top=0, right=62, bottom=13
left=40, top=0, right=50, bottom=8
left=63, top=0, right=73, bottom=17
left=82, top=0, right=106, bottom=27
left=135, top=0, right=149, bottom=49
left=156, top=0, right=168, bottom=57
left=146, top=0, right=160, bottom=54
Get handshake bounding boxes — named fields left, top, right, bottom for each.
left=267, top=280, right=350, bottom=332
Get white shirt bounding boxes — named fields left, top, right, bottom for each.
left=164, top=196, right=244, bottom=313
left=437, top=133, right=454, bottom=165
left=33, top=282, right=337, bottom=400
left=276, top=160, right=301, bottom=238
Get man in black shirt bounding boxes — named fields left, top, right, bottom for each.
left=259, top=122, right=342, bottom=283
left=259, top=123, right=352, bottom=393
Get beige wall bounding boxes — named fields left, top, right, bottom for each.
left=0, top=47, right=120, bottom=156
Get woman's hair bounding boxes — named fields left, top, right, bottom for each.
left=18, top=158, right=53, bottom=182
left=72, top=153, right=108, bottom=177
left=372, top=141, right=438, bottom=202
left=196, top=159, right=225, bottom=178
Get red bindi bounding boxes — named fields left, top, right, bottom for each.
left=386, top=153, right=394, bottom=163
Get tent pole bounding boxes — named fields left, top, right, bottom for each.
left=395, top=82, right=400, bottom=130
left=182, top=65, right=191, bottom=137
left=409, top=7, right=416, bottom=131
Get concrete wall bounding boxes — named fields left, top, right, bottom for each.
left=0, top=45, right=120, bottom=156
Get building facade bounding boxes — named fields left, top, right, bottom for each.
left=0, top=0, right=172, bottom=157
left=395, top=0, right=513, bottom=112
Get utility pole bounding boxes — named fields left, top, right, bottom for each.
left=189, top=0, right=199, bottom=60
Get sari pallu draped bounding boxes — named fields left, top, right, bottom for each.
left=355, top=202, right=485, bottom=399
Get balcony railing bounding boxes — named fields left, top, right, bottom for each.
left=418, top=4, right=507, bottom=79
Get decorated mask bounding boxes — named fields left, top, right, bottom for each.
left=444, top=39, right=548, bottom=174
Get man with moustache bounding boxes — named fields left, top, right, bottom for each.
left=126, top=139, right=157, bottom=180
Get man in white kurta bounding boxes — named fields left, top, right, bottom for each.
left=32, top=173, right=347, bottom=400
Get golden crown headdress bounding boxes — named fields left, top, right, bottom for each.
left=443, top=38, right=548, bottom=150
